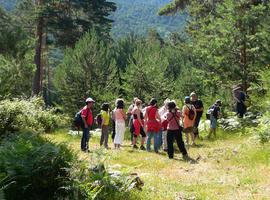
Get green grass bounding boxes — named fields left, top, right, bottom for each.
left=44, top=128, right=270, bottom=200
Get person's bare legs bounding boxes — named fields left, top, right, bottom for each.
left=141, top=137, right=146, bottom=146
left=191, top=132, right=195, bottom=145
left=185, top=133, right=189, bottom=145
left=208, top=128, right=214, bottom=138
left=133, top=137, right=137, bottom=145
left=213, top=128, right=217, bottom=137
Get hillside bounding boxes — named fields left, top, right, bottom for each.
left=0, top=0, right=16, bottom=11
left=110, top=0, right=186, bottom=38
left=0, top=0, right=186, bottom=38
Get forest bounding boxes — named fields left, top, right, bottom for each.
left=0, top=0, right=270, bottom=199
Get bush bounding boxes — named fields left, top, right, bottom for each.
left=0, top=98, right=69, bottom=135
left=0, top=132, right=76, bottom=200
left=256, top=112, right=270, bottom=144
left=73, top=149, right=143, bottom=200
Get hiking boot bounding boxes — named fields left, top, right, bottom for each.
left=183, top=154, right=190, bottom=161
left=140, top=145, right=146, bottom=150
left=133, top=145, right=138, bottom=149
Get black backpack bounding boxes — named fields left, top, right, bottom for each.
left=73, top=109, right=89, bottom=129
left=96, top=113, right=102, bottom=127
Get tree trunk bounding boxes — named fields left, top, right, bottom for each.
left=32, top=0, right=44, bottom=96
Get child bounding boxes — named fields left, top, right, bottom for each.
left=100, top=103, right=110, bottom=149
left=166, top=101, right=188, bottom=159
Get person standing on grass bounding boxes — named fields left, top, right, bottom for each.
left=127, top=97, right=138, bottom=145
left=144, top=98, right=161, bottom=153
left=208, top=100, right=222, bottom=138
left=159, top=98, right=170, bottom=152
left=182, top=96, right=197, bottom=146
left=232, top=86, right=247, bottom=118
left=166, top=101, right=188, bottom=159
left=100, top=103, right=110, bottom=149
left=81, top=97, right=95, bottom=152
left=113, top=99, right=126, bottom=149
left=190, top=92, right=204, bottom=141
left=131, top=99, right=146, bottom=150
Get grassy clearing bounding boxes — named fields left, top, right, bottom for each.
left=44, top=129, right=270, bottom=200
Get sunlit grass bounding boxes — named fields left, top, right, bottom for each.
left=44, top=128, right=270, bottom=200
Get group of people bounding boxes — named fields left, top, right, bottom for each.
left=78, top=93, right=223, bottom=159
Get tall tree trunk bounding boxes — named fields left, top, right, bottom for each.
left=32, top=0, right=44, bottom=96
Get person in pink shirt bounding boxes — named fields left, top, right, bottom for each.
left=81, top=97, right=94, bottom=152
left=113, top=99, right=127, bottom=149
left=166, top=101, right=188, bottom=159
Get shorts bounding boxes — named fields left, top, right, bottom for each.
left=210, top=116, right=217, bottom=129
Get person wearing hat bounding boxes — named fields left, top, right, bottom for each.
left=232, top=85, right=247, bottom=118
left=182, top=96, right=197, bottom=146
left=208, top=100, right=222, bottom=138
left=81, top=97, right=95, bottom=152
left=190, top=92, right=204, bottom=140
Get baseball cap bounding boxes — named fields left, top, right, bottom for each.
left=85, top=97, right=95, bottom=103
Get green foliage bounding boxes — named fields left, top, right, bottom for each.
left=123, top=41, right=172, bottom=102
left=187, top=0, right=270, bottom=88
left=0, top=7, right=35, bottom=99
left=0, top=55, right=35, bottom=99
left=0, top=98, right=69, bottom=135
left=159, top=0, right=190, bottom=15
left=74, top=149, right=141, bottom=200
left=0, top=133, right=76, bottom=200
left=54, top=31, right=117, bottom=114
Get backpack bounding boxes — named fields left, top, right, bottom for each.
left=187, top=105, right=195, bottom=120
left=96, top=113, right=102, bottom=127
left=206, top=107, right=214, bottom=120
left=74, top=111, right=83, bottom=129
left=73, top=108, right=89, bottom=129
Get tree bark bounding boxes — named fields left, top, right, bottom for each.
left=32, top=0, right=44, bottom=96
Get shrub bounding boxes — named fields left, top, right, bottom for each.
left=257, top=112, right=270, bottom=144
left=0, top=97, right=69, bottom=135
left=74, top=149, right=143, bottom=200
left=0, top=133, right=76, bottom=200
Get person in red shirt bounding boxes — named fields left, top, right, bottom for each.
left=144, top=98, right=161, bottom=153
left=81, top=97, right=94, bottom=152
left=131, top=99, right=146, bottom=150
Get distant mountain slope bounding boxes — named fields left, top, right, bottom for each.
left=0, top=0, right=186, bottom=38
left=0, top=0, right=16, bottom=11
left=110, top=0, right=186, bottom=38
